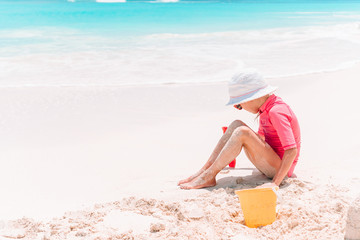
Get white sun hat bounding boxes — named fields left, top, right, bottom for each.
left=226, top=69, right=278, bottom=106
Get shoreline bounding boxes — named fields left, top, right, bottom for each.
left=2, top=21, right=360, bottom=89
left=0, top=60, right=359, bottom=89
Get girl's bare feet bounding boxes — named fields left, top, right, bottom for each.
left=177, top=169, right=204, bottom=185
left=179, top=170, right=216, bottom=189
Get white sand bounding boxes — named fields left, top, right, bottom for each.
left=0, top=64, right=359, bottom=239
left=0, top=178, right=354, bottom=239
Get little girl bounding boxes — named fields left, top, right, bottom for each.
left=179, top=70, right=301, bottom=189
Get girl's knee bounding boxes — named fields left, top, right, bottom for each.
left=229, top=120, right=245, bottom=129
left=232, top=126, right=251, bottom=140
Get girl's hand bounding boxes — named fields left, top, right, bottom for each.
left=256, top=182, right=278, bottom=189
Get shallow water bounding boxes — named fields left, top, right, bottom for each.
left=1, top=0, right=360, bottom=85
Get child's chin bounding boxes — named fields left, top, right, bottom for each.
left=249, top=110, right=257, bottom=114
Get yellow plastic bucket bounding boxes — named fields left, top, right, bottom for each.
left=235, top=188, right=277, bottom=228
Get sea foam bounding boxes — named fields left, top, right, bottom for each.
left=1, top=22, right=360, bottom=87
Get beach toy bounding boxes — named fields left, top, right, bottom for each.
left=222, top=126, right=236, bottom=168
left=235, top=187, right=278, bottom=228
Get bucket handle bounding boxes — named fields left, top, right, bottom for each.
left=271, top=187, right=282, bottom=201
left=272, top=187, right=282, bottom=213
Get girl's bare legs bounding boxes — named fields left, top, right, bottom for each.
left=178, top=120, right=247, bottom=185
left=179, top=124, right=282, bottom=189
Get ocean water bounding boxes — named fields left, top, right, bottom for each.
left=1, top=0, right=360, bottom=86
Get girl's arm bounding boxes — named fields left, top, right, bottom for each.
left=272, top=147, right=297, bottom=186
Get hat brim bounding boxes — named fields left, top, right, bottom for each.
left=226, top=85, right=278, bottom=106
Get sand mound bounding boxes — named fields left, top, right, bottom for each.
left=345, top=194, right=360, bottom=240
left=0, top=178, right=352, bottom=240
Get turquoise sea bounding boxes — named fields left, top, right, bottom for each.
left=1, top=0, right=360, bottom=86
left=2, top=0, right=360, bottom=35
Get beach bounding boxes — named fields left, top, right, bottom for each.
left=0, top=63, right=359, bottom=239
left=1, top=0, right=360, bottom=239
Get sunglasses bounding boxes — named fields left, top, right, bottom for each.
left=234, top=104, right=242, bottom=110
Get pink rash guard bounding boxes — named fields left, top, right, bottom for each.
left=258, top=94, right=301, bottom=177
